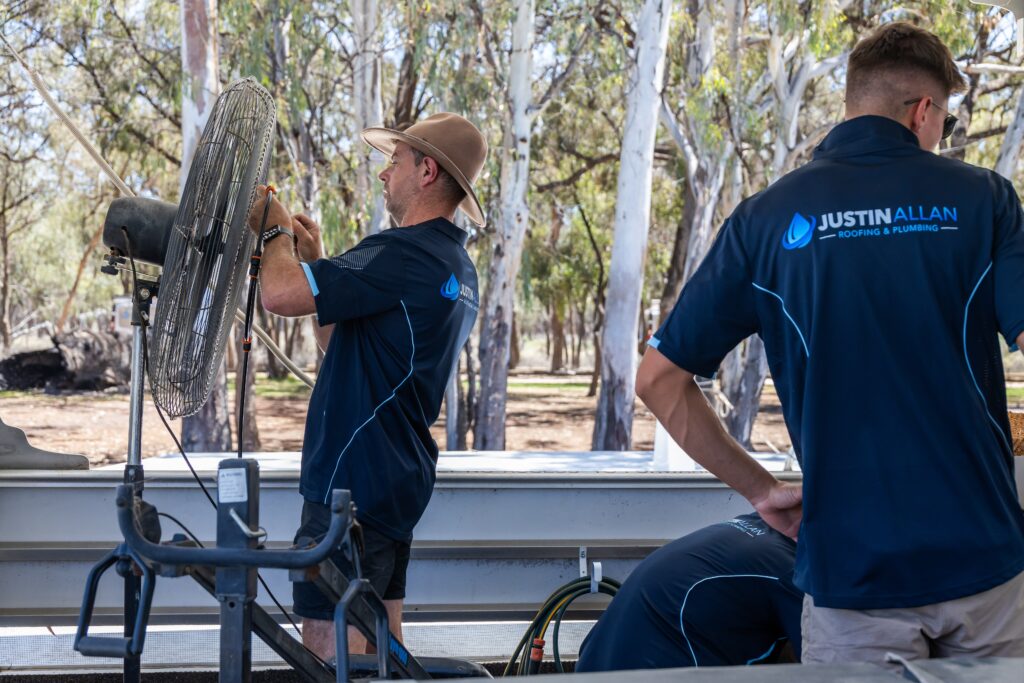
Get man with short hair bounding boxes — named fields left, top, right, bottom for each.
left=249, top=112, right=487, bottom=659
left=637, top=22, right=1024, bottom=664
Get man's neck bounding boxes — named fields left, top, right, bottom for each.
left=398, top=203, right=456, bottom=228
left=844, top=110, right=923, bottom=147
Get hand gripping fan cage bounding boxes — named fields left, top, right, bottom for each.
left=149, top=78, right=275, bottom=418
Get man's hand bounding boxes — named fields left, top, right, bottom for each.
left=637, top=347, right=800, bottom=538
left=292, top=213, right=324, bottom=262
left=751, top=481, right=803, bottom=540
left=247, top=185, right=293, bottom=235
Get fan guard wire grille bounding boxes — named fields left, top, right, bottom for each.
left=149, top=78, right=275, bottom=418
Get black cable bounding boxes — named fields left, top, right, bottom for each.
left=120, top=227, right=322, bottom=664
left=237, top=189, right=276, bottom=458
left=157, top=512, right=205, bottom=547
left=152, top=398, right=217, bottom=508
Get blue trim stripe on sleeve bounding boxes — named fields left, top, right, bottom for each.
left=678, top=574, right=781, bottom=668
left=648, top=336, right=661, bottom=349
left=746, top=637, right=788, bottom=665
left=300, top=262, right=320, bottom=297
left=322, top=300, right=416, bottom=503
left=963, top=263, right=1013, bottom=455
left=752, top=283, right=809, bottom=357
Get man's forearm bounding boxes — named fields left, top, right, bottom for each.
left=672, top=380, right=780, bottom=505
left=259, top=237, right=316, bottom=317
left=637, top=350, right=778, bottom=505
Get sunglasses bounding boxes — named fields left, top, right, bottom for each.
left=903, top=98, right=958, bottom=140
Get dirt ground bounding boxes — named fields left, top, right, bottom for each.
left=0, top=373, right=792, bottom=467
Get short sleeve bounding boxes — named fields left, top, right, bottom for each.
left=992, top=175, right=1024, bottom=347
left=303, top=235, right=404, bottom=325
left=650, top=218, right=758, bottom=377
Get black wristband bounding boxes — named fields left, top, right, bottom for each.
left=261, top=225, right=294, bottom=245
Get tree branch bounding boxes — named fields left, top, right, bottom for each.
left=471, top=0, right=506, bottom=89
left=530, top=28, right=593, bottom=119
left=534, top=152, right=616, bottom=193
left=961, top=62, right=1024, bottom=75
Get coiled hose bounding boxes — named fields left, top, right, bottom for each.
left=503, top=575, right=620, bottom=676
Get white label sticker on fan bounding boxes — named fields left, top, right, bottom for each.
left=218, top=468, right=248, bottom=504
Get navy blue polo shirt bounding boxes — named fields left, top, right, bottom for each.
left=652, top=116, right=1024, bottom=609
left=298, top=217, right=478, bottom=541
left=576, top=513, right=801, bottom=671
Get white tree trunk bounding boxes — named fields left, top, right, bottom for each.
left=592, top=0, right=673, bottom=450
left=179, top=0, right=219, bottom=194
left=996, top=86, right=1024, bottom=180
left=474, top=0, right=535, bottom=450
left=179, top=0, right=230, bottom=452
left=445, top=365, right=459, bottom=450
left=352, top=0, right=387, bottom=234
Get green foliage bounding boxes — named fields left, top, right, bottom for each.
left=2, top=0, right=1024, bottom=366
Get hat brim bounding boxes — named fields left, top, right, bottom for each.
left=361, top=127, right=486, bottom=227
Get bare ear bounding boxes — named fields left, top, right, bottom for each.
left=909, top=97, right=930, bottom=133
left=420, top=156, right=442, bottom=187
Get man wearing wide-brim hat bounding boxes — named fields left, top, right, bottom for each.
left=248, top=112, right=487, bottom=659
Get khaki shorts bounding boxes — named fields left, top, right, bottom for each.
left=801, top=570, right=1024, bottom=664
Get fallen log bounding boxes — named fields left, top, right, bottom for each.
left=0, top=329, right=130, bottom=391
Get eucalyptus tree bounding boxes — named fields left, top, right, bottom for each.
left=526, top=3, right=632, bottom=393
left=475, top=0, right=593, bottom=449
left=180, top=0, right=234, bottom=453
left=716, top=0, right=853, bottom=447
left=658, top=0, right=740, bottom=318
left=0, top=86, right=48, bottom=350
left=592, top=0, right=674, bottom=450
left=352, top=0, right=388, bottom=234
left=995, top=83, right=1024, bottom=177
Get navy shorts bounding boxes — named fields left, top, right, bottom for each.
left=292, top=499, right=412, bottom=621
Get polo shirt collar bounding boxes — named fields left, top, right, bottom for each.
left=411, top=217, right=469, bottom=246
left=814, top=115, right=923, bottom=160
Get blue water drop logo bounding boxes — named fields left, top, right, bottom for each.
left=782, top=212, right=815, bottom=250
left=440, top=273, right=460, bottom=301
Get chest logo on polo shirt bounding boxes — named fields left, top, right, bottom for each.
left=782, top=212, right=816, bottom=250
left=440, top=273, right=479, bottom=311
left=441, top=273, right=460, bottom=301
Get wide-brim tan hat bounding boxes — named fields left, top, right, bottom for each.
left=362, top=113, right=488, bottom=226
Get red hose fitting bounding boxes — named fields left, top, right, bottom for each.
left=528, top=638, right=545, bottom=674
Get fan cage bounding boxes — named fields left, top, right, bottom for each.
left=149, top=78, right=275, bottom=418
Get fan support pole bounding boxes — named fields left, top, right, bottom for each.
left=123, top=280, right=154, bottom=683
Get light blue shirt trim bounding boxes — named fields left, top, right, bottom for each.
left=322, top=300, right=415, bottom=503
left=746, top=637, right=788, bottom=665
left=648, top=336, right=661, bottom=349
left=963, top=263, right=1013, bottom=455
left=752, top=283, right=809, bottom=357
left=300, top=262, right=319, bottom=297
left=678, top=574, right=780, bottom=668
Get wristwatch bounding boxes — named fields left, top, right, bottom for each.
left=261, top=225, right=294, bottom=246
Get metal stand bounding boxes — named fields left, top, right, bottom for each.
left=73, top=275, right=153, bottom=683
left=124, top=277, right=152, bottom=683
left=335, top=578, right=391, bottom=681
